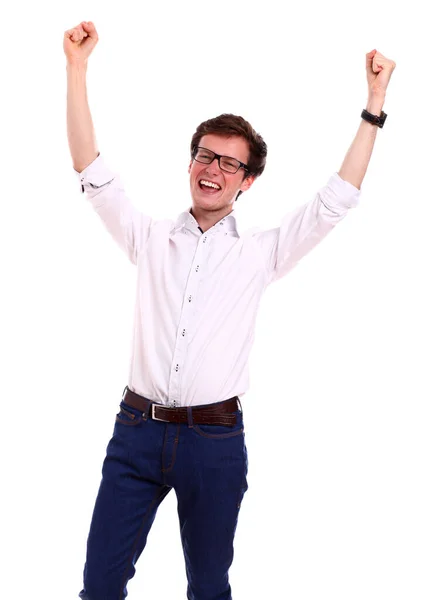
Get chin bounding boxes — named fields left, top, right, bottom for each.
left=194, top=193, right=220, bottom=206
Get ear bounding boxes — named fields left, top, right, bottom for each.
left=188, top=160, right=193, bottom=174
left=240, top=174, right=255, bottom=193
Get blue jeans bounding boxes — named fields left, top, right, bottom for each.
left=78, top=396, right=249, bottom=600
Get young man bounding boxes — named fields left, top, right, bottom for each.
left=64, top=20, right=395, bottom=600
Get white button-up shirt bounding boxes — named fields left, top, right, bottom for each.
left=75, top=154, right=360, bottom=407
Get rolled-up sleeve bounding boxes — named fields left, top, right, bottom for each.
left=254, top=172, right=361, bottom=285
left=74, top=154, right=155, bottom=265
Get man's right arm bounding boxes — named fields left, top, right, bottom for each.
left=64, top=21, right=99, bottom=171
left=64, top=22, right=155, bottom=265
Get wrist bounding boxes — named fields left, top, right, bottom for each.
left=366, top=94, right=385, bottom=115
left=66, top=59, right=88, bottom=71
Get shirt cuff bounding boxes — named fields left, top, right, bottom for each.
left=74, top=153, right=116, bottom=193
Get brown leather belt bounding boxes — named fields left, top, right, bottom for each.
left=122, top=386, right=240, bottom=426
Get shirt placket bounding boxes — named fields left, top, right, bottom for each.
left=167, top=228, right=210, bottom=407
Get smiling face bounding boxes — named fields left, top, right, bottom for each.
left=188, top=134, right=255, bottom=216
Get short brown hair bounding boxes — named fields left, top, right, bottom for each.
left=190, top=113, right=267, bottom=201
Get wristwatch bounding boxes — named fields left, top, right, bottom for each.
left=361, top=108, right=387, bottom=128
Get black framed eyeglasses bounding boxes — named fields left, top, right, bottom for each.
left=191, top=146, right=249, bottom=174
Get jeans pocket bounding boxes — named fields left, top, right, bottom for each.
left=115, top=401, right=144, bottom=426
left=193, top=412, right=244, bottom=439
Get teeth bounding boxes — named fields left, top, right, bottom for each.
left=200, top=180, right=221, bottom=190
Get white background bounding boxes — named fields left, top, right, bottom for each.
left=1, top=1, right=422, bottom=599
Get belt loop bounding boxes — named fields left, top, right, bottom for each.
left=122, top=385, right=128, bottom=400
left=142, top=399, right=152, bottom=421
left=187, top=407, right=194, bottom=428
left=236, top=396, right=243, bottom=413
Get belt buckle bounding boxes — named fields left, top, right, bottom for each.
left=151, top=404, right=169, bottom=422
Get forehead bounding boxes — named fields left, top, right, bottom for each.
left=199, top=134, right=249, bottom=163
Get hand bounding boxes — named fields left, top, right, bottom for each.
left=63, top=21, right=99, bottom=65
left=366, top=49, right=396, bottom=97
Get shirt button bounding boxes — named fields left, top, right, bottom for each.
left=188, top=295, right=192, bottom=302
left=195, top=265, right=200, bottom=272
left=175, top=364, right=179, bottom=372
left=182, top=329, right=186, bottom=336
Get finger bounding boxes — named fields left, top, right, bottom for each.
left=375, top=55, right=395, bottom=68
left=370, top=50, right=384, bottom=71
left=70, top=26, right=88, bottom=42
left=366, top=49, right=377, bottom=63
left=76, top=24, right=88, bottom=37
left=65, top=27, right=80, bottom=38
left=366, top=49, right=377, bottom=73
left=81, top=21, right=97, bottom=36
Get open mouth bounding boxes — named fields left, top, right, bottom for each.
left=198, top=179, right=222, bottom=194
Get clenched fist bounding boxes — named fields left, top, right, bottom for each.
left=63, top=21, right=99, bottom=64
left=366, top=49, right=396, bottom=97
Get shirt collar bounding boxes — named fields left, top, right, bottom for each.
left=172, top=206, right=241, bottom=237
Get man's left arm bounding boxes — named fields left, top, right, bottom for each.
left=338, top=49, right=396, bottom=189
left=254, top=49, right=396, bottom=285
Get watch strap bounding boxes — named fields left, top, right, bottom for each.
left=361, top=108, right=387, bottom=128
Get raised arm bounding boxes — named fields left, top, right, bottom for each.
left=255, top=48, right=396, bottom=285
left=64, top=21, right=99, bottom=172
left=338, top=49, right=396, bottom=190
left=63, top=22, right=155, bottom=265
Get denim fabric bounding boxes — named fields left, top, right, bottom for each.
left=78, top=397, right=249, bottom=600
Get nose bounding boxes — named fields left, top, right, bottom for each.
left=205, top=157, right=221, bottom=176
